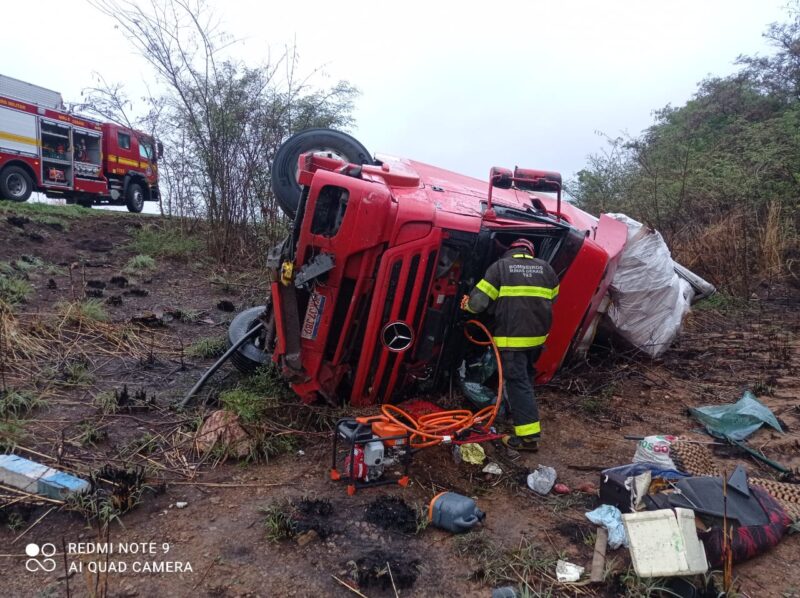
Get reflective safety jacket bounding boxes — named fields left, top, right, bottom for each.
left=466, top=250, right=559, bottom=350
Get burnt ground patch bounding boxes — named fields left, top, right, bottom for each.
left=364, top=496, right=418, bottom=534
left=349, top=549, right=421, bottom=590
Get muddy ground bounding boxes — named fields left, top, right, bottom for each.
left=0, top=203, right=798, bottom=598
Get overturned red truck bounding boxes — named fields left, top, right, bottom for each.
left=228, top=129, right=705, bottom=406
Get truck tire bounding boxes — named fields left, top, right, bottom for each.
left=271, top=128, right=372, bottom=218
left=228, top=305, right=270, bottom=373
left=77, top=197, right=94, bottom=208
left=0, top=166, right=33, bottom=202
left=126, top=182, right=145, bottom=213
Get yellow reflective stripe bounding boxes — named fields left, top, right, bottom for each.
left=476, top=279, right=499, bottom=300
left=493, top=335, right=547, bottom=348
left=0, top=131, right=40, bottom=146
left=552, top=284, right=559, bottom=298
left=498, top=285, right=558, bottom=299
left=118, top=157, right=139, bottom=167
left=512, top=254, right=533, bottom=259
left=514, top=421, right=541, bottom=436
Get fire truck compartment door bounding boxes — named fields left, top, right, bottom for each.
left=0, top=106, right=38, bottom=156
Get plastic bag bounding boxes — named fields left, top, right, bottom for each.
left=586, top=504, right=628, bottom=549
left=606, top=214, right=694, bottom=357
left=690, top=391, right=783, bottom=441
left=632, top=435, right=677, bottom=469
left=527, top=466, right=557, bottom=495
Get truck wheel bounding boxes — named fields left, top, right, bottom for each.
left=228, top=305, right=271, bottom=373
left=271, top=128, right=372, bottom=218
left=77, top=197, right=93, bottom=208
left=0, top=166, right=33, bottom=202
left=126, top=183, right=145, bottom=213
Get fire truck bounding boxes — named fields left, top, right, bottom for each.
left=0, top=75, right=161, bottom=212
left=226, top=129, right=633, bottom=406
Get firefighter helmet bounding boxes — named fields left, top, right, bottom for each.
left=509, top=238, right=535, bottom=256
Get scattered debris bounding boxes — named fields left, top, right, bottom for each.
left=124, top=288, right=149, bottom=297
left=216, top=300, right=235, bottom=312
left=633, top=435, right=677, bottom=469
left=553, top=483, right=571, bottom=495
left=365, top=496, right=417, bottom=534
left=555, top=559, right=584, bottom=582
left=85, top=288, right=104, bottom=298
left=175, top=501, right=188, bottom=509
left=0, top=454, right=89, bottom=500
left=482, top=462, right=502, bottom=475
left=86, top=280, right=107, bottom=289
left=526, top=465, right=557, bottom=495
left=585, top=504, right=627, bottom=549
left=296, top=529, right=319, bottom=547
left=690, top=390, right=783, bottom=441
left=460, top=443, right=486, bottom=465
left=622, top=508, right=708, bottom=577
left=110, top=275, right=129, bottom=287
left=106, top=295, right=123, bottom=306
left=429, top=492, right=485, bottom=533
left=46, top=278, right=57, bottom=290
left=589, top=527, right=608, bottom=583
left=130, top=311, right=167, bottom=328
left=195, top=410, right=254, bottom=458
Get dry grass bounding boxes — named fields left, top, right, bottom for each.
left=674, top=204, right=798, bottom=296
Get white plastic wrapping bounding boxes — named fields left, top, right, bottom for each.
left=606, top=214, right=694, bottom=358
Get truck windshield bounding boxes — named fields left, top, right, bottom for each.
left=139, top=141, right=154, bottom=161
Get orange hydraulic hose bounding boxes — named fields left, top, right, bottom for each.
left=379, top=319, right=503, bottom=448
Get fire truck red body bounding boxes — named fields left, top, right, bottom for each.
left=0, top=75, right=160, bottom=212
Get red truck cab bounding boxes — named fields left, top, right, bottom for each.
left=229, top=129, right=628, bottom=407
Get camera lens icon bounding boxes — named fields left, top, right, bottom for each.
left=25, top=543, right=40, bottom=557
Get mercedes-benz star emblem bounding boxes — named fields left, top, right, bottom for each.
left=381, top=321, right=414, bottom=352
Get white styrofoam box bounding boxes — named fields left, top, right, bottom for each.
left=622, top=508, right=709, bottom=577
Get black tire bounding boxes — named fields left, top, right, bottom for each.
left=0, top=166, right=33, bottom=202
left=271, top=128, right=372, bottom=218
left=126, top=182, right=145, bottom=213
left=228, top=305, right=270, bottom=373
left=77, top=197, right=93, bottom=208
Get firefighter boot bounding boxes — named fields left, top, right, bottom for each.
left=502, top=434, right=539, bottom=452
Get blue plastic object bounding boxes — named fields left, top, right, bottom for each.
left=690, top=391, right=782, bottom=441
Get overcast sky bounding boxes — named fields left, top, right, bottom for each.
left=1, top=0, right=790, bottom=185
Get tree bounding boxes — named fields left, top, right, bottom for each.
left=85, top=0, right=358, bottom=260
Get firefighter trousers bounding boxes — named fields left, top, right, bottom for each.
left=500, top=349, right=542, bottom=438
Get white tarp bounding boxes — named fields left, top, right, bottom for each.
left=606, top=214, right=694, bottom=358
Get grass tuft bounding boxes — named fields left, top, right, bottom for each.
left=0, top=270, right=33, bottom=304
left=186, top=336, right=227, bottom=358
left=260, top=500, right=297, bottom=542
left=130, top=225, right=201, bottom=258
left=0, top=389, right=43, bottom=418
left=123, top=254, right=156, bottom=273
left=57, top=299, right=109, bottom=323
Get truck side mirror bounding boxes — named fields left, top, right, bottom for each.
left=156, top=141, right=164, bottom=160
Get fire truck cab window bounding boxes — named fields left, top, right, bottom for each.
left=118, top=132, right=131, bottom=150
left=139, top=141, right=153, bottom=160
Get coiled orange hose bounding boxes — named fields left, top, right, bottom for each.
left=379, top=319, right=503, bottom=448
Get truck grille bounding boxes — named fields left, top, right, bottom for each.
left=358, top=248, right=438, bottom=404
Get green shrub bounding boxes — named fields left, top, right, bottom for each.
left=123, top=254, right=156, bottom=273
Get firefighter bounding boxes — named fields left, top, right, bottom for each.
left=461, top=238, right=559, bottom=452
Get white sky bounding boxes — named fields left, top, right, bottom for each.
left=1, top=0, right=790, bottom=185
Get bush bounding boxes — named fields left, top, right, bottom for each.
left=123, top=255, right=156, bottom=273
left=130, top=225, right=201, bottom=258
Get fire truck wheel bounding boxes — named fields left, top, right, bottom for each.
left=126, top=183, right=145, bottom=213
left=0, top=166, right=33, bottom=202
left=228, top=305, right=270, bottom=373
left=271, top=128, right=372, bottom=218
